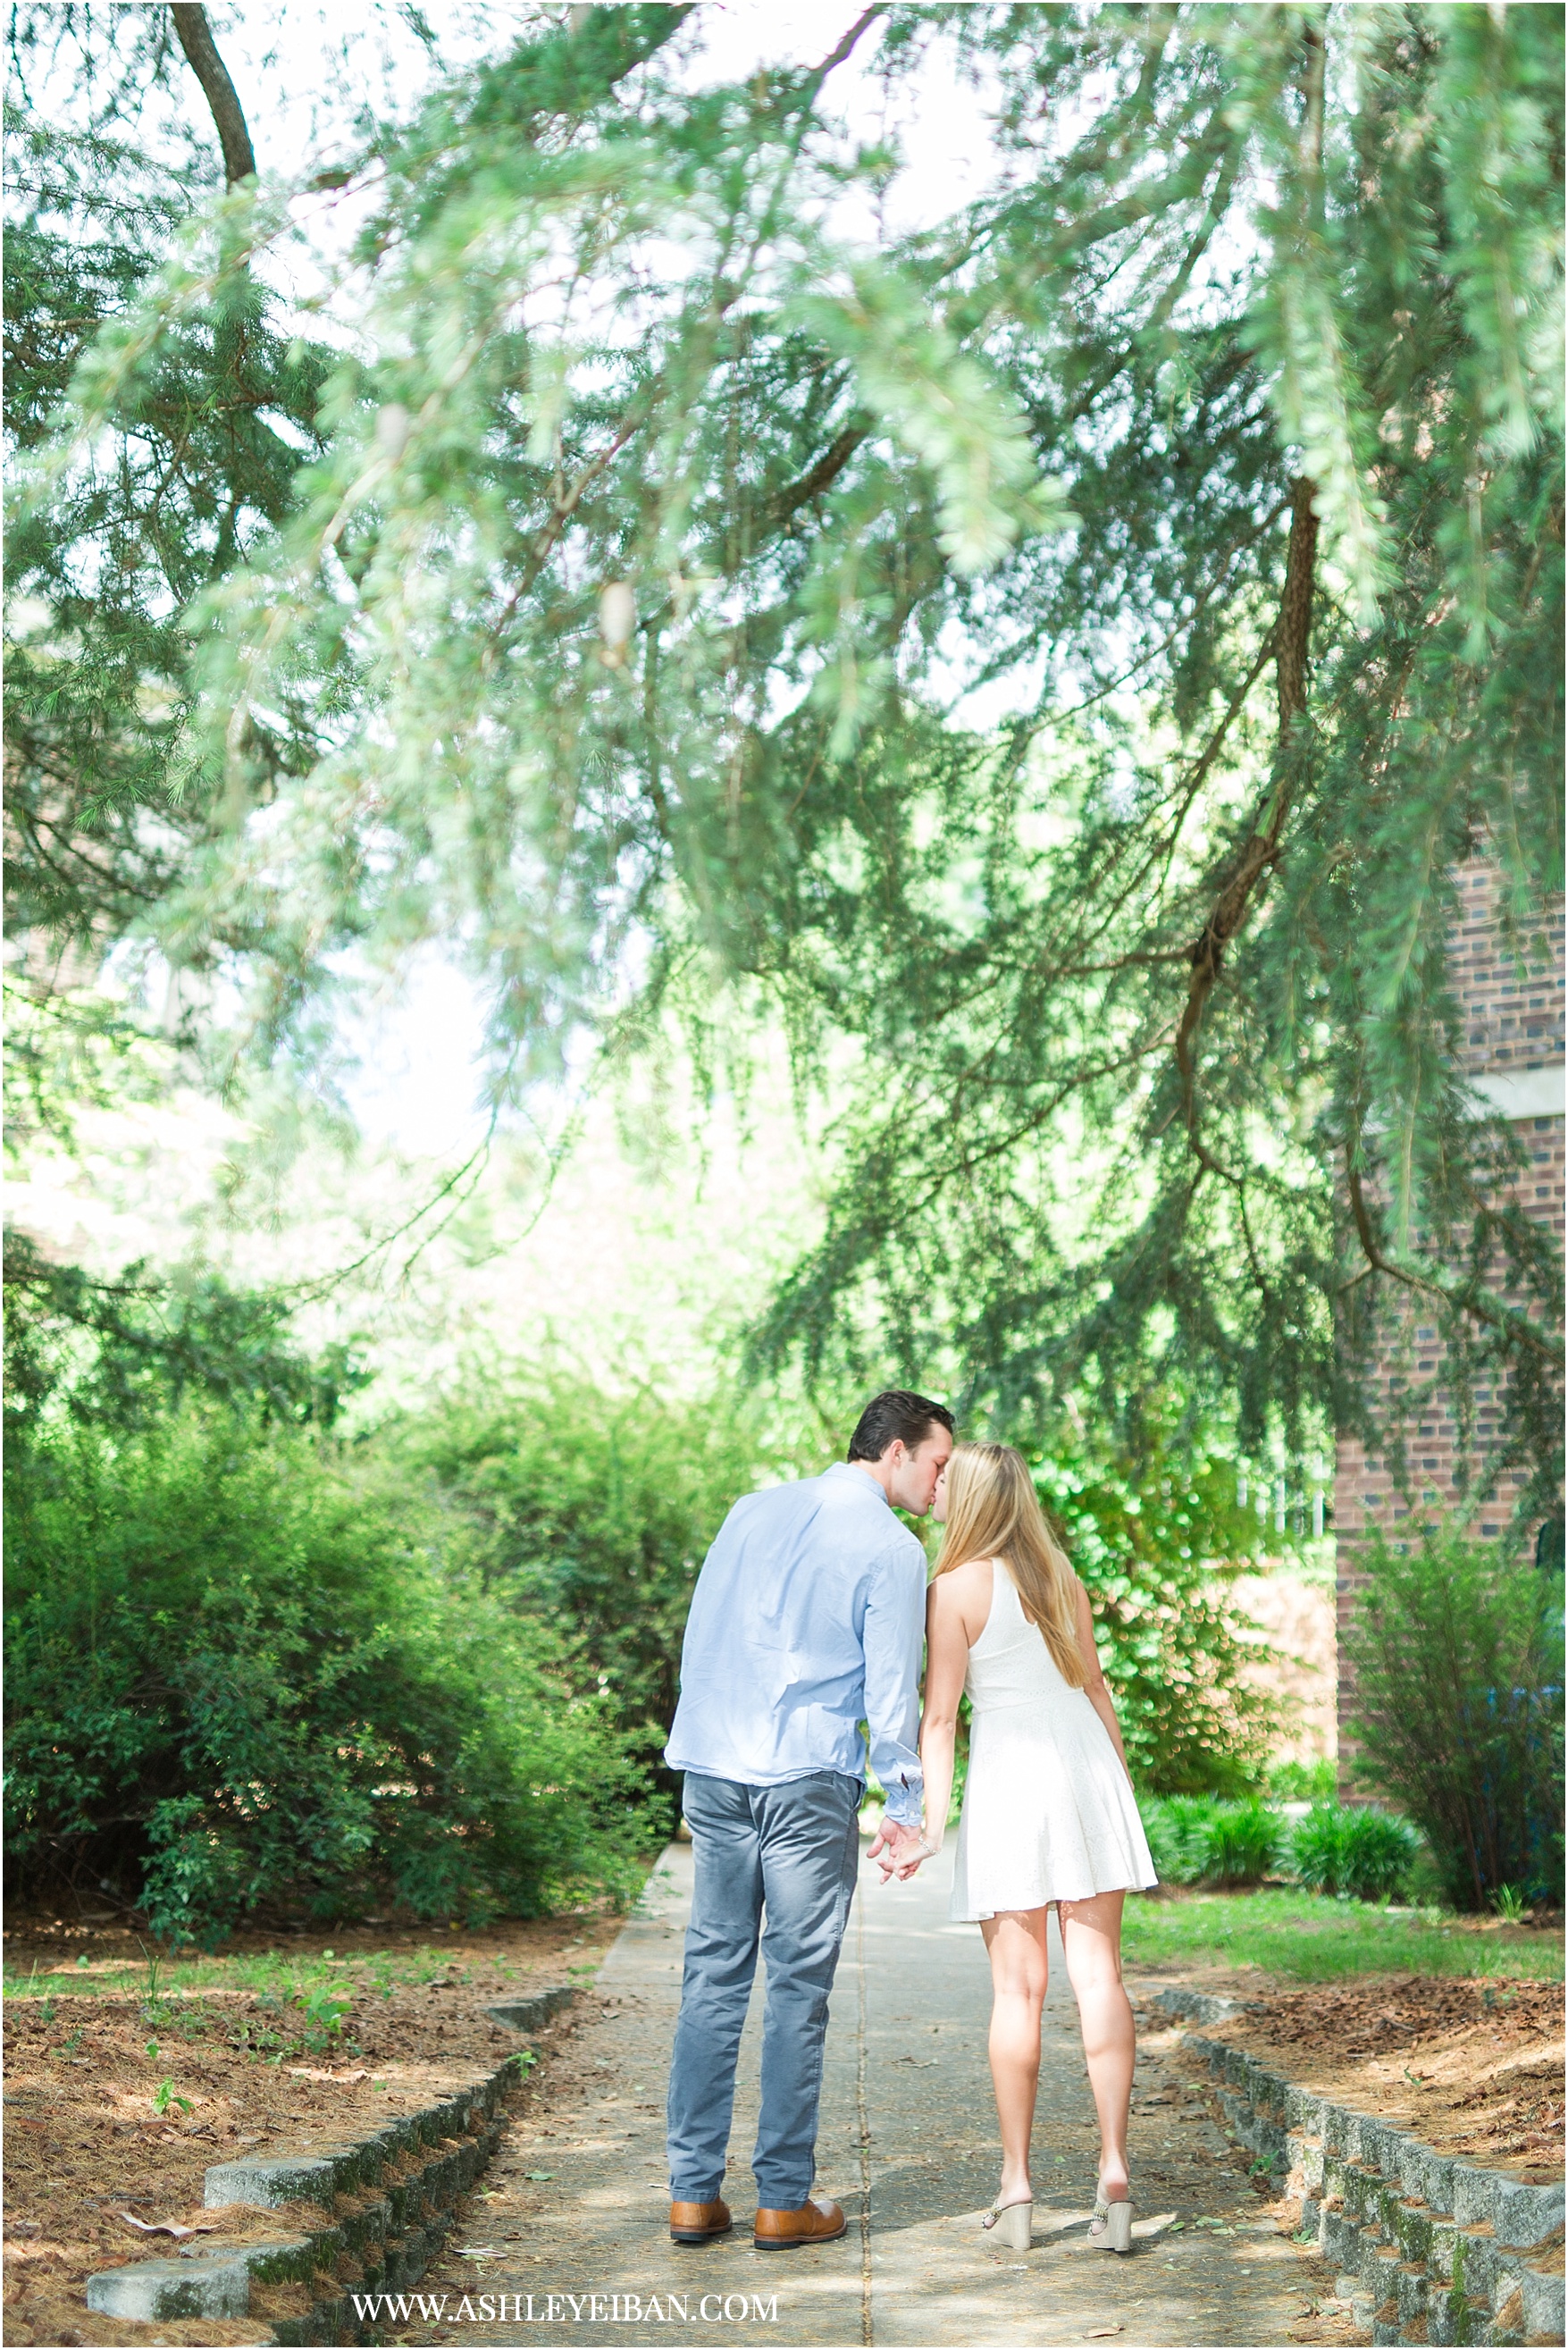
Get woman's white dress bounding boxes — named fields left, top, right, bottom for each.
left=951, top=1560, right=1158, bottom=1920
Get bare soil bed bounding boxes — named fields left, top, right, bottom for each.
left=1194, top=1975, right=1564, bottom=2181
left=1, top=1909, right=622, bottom=2348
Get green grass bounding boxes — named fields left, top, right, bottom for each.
left=1, top=1939, right=573, bottom=2068
left=2, top=1943, right=538, bottom=2007
left=1123, top=1888, right=1565, bottom=1983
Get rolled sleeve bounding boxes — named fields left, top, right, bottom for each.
left=862, top=1538, right=927, bottom=1825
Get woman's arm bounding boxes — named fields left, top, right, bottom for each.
left=1075, top=1578, right=1135, bottom=1787
left=918, top=1571, right=977, bottom=1854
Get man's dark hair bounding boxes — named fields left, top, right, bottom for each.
left=846, top=1389, right=954, bottom=1464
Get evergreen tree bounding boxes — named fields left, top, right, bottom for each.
left=8, top=5, right=1562, bottom=1508
left=4, top=4, right=331, bottom=960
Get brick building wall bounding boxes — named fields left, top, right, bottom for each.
left=1333, top=862, right=1565, bottom=1773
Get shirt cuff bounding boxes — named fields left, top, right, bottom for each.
left=880, top=1788, right=923, bottom=1827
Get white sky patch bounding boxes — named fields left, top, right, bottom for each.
left=681, top=3, right=1000, bottom=239
left=332, top=945, right=491, bottom=1156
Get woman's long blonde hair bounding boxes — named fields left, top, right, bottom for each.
left=934, top=1442, right=1086, bottom=1687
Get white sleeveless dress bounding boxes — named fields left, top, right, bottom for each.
left=951, top=1561, right=1158, bottom=1920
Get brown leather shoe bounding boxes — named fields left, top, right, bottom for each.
left=753, top=2196, right=847, bottom=2249
left=669, top=2197, right=732, bottom=2245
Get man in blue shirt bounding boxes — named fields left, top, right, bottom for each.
left=663, top=1389, right=954, bottom=2251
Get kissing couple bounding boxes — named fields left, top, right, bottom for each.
left=661, top=1388, right=1157, bottom=2255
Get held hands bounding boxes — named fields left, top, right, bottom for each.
left=868, top=1816, right=938, bottom=1883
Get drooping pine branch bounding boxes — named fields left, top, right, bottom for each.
left=1343, top=1154, right=1564, bottom=1368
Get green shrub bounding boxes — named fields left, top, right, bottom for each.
left=1343, top=1524, right=1564, bottom=1910
left=387, top=1374, right=785, bottom=1797
left=1289, top=1802, right=1418, bottom=1902
left=1137, top=1794, right=1203, bottom=1883
left=1267, top=1757, right=1337, bottom=1802
left=1203, top=1800, right=1280, bottom=1886
left=1163, top=1795, right=1226, bottom=1884
left=4, top=1409, right=655, bottom=1943
left=1139, top=1794, right=1280, bottom=1886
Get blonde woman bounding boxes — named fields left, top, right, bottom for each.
left=916, top=1443, right=1155, bottom=2253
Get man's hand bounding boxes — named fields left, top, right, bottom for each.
left=868, top=1817, right=932, bottom=1882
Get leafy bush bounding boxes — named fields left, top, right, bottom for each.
left=389, top=1373, right=789, bottom=1797
left=1267, top=1757, right=1337, bottom=1802
left=5, top=1408, right=655, bottom=1943
left=1139, top=1795, right=1279, bottom=1886
left=1343, top=1525, right=1564, bottom=1910
left=1136, top=1797, right=1185, bottom=1885
left=1034, top=1432, right=1278, bottom=1795
left=1139, top=1794, right=1221, bottom=1884
left=1289, top=1802, right=1418, bottom=1903
left=1203, top=1800, right=1280, bottom=1886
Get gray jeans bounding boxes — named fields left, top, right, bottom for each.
left=666, top=1770, right=862, bottom=2211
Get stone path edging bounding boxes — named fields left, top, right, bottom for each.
left=484, top=1987, right=575, bottom=2034
left=84, top=2004, right=567, bottom=2343
left=1152, top=1987, right=1566, bottom=2349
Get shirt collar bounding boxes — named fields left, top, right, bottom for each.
left=826, top=1461, right=891, bottom=1506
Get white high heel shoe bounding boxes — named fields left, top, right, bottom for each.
left=981, top=2197, right=1033, bottom=2251
left=1087, top=2192, right=1133, bottom=2253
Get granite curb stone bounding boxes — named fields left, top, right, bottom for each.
left=87, top=2069, right=514, bottom=2333
left=485, top=1985, right=576, bottom=2034
left=84, top=2005, right=566, bottom=2341
left=84, top=2245, right=304, bottom=2323
left=1147, top=1985, right=1247, bottom=2025
left=1151, top=1987, right=1565, bottom=2349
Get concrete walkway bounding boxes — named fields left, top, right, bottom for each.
left=400, top=1843, right=1357, bottom=2349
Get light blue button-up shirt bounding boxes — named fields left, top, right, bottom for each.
left=665, top=1463, right=928, bottom=1825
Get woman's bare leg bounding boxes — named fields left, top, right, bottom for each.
left=1059, top=1890, right=1134, bottom=2200
left=978, top=1907, right=1050, bottom=2204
